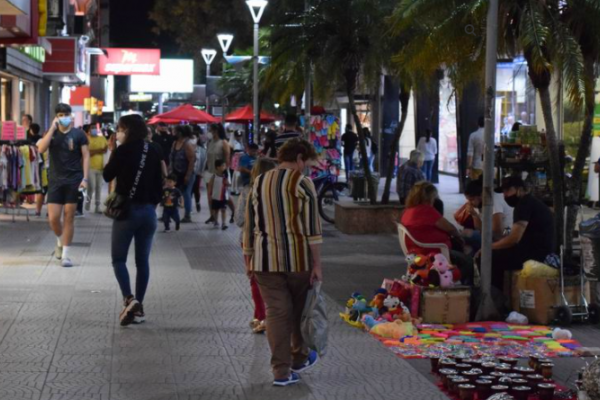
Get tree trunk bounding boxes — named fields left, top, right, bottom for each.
left=382, top=84, right=411, bottom=204
left=538, top=84, right=564, bottom=252
left=565, top=55, right=597, bottom=253
left=347, top=87, right=377, bottom=205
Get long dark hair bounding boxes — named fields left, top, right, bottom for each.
left=425, top=129, right=432, bottom=143
left=210, top=123, right=227, bottom=140
left=118, top=114, right=148, bottom=144
left=175, top=125, right=193, bottom=139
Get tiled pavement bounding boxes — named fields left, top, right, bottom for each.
left=0, top=201, right=445, bottom=400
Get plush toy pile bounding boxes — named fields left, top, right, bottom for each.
left=339, top=286, right=421, bottom=339
left=407, top=253, right=461, bottom=288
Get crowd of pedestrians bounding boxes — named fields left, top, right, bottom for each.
left=33, top=109, right=323, bottom=387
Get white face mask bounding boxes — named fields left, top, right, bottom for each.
left=116, top=130, right=126, bottom=144
left=190, top=138, right=198, bottom=145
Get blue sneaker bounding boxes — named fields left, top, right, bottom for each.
left=291, top=350, right=319, bottom=373
left=273, top=372, right=300, bottom=387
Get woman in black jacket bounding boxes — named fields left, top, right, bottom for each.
left=103, top=114, right=163, bottom=326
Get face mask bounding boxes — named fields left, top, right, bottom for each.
left=116, top=130, right=126, bottom=144
left=505, top=194, right=520, bottom=208
left=91, top=129, right=99, bottom=136
left=190, top=138, right=198, bottom=145
left=58, top=116, right=72, bottom=127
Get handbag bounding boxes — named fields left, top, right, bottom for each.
left=454, top=203, right=473, bottom=228
left=104, top=142, right=149, bottom=220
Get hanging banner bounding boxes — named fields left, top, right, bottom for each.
left=16, top=126, right=26, bottom=140
left=98, top=48, right=161, bottom=76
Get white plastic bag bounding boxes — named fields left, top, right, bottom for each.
left=506, top=311, right=529, bottom=325
left=301, top=281, right=329, bottom=357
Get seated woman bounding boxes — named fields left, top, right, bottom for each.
left=460, top=178, right=513, bottom=254
left=400, top=181, right=474, bottom=285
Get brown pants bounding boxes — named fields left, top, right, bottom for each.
left=254, top=272, right=311, bottom=379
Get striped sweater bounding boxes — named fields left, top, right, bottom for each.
left=243, top=168, right=323, bottom=273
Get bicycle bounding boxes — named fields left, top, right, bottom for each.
left=312, top=162, right=349, bottom=224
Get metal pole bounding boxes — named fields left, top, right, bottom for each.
left=304, top=0, right=311, bottom=138
left=206, top=64, right=210, bottom=114
left=253, top=22, right=260, bottom=144
left=477, top=0, right=500, bottom=320
left=158, top=93, right=164, bottom=115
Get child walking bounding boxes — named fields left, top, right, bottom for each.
left=162, top=174, right=182, bottom=232
left=236, top=158, right=277, bottom=333
left=209, top=160, right=230, bottom=230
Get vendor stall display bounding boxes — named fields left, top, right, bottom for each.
left=301, top=113, right=342, bottom=179
left=432, top=352, right=576, bottom=400
left=496, top=126, right=551, bottom=204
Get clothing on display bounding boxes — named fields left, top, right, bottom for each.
left=0, top=142, right=44, bottom=202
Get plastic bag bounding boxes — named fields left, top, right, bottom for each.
left=521, top=260, right=559, bottom=278
left=506, top=311, right=529, bottom=325
left=301, top=282, right=329, bottom=357
left=580, top=214, right=600, bottom=239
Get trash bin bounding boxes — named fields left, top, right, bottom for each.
left=350, top=171, right=380, bottom=201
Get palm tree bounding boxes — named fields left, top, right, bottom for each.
left=268, top=0, right=399, bottom=204
left=391, top=0, right=587, bottom=250
left=562, top=0, right=600, bottom=252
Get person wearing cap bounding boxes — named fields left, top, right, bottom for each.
left=485, top=176, right=555, bottom=292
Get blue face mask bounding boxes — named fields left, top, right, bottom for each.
left=91, top=129, right=99, bottom=136
left=58, top=116, right=72, bottom=127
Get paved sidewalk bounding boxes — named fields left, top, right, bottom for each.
left=0, top=202, right=445, bottom=400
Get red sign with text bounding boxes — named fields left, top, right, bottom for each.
left=1, top=122, right=16, bottom=141
left=98, top=48, right=161, bottom=76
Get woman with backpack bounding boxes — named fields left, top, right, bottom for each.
left=170, top=125, right=197, bottom=223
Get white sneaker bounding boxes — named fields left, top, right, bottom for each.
left=61, top=257, right=73, bottom=268
left=120, top=297, right=141, bottom=327
left=85, top=201, right=91, bottom=211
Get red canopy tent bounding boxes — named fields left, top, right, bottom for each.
left=225, top=105, right=279, bottom=123
left=148, top=104, right=219, bottom=125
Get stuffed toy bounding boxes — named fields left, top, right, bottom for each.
left=362, top=315, right=384, bottom=331
left=370, top=320, right=416, bottom=339
left=408, top=254, right=431, bottom=285
left=370, top=288, right=389, bottom=312
left=428, top=253, right=455, bottom=288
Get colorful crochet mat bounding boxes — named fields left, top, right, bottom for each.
left=373, top=322, right=582, bottom=359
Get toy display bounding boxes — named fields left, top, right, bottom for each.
left=301, top=113, right=342, bottom=178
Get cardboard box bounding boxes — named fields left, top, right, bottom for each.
left=511, top=273, right=591, bottom=325
left=420, top=287, right=471, bottom=324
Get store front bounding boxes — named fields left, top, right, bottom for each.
left=437, top=59, right=537, bottom=177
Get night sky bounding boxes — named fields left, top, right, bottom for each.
left=109, top=0, right=181, bottom=57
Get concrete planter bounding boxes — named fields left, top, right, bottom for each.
left=334, top=200, right=404, bottom=234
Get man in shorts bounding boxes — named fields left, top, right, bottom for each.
left=37, top=103, right=90, bottom=267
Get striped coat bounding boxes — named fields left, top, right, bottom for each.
left=243, top=168, right=323, bottom=273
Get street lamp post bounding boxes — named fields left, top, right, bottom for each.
left=246, top=0, right=268, bottom=143
left=202, top=48, right=217, bottom=113
left=217, top=34, right=234, bottom=125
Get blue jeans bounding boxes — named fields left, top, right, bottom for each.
left=162, top=207, right=180, bottom=230
left=422, top=160, right=435, bottom=181
left=180, top=173, right=196, bottom=217
left=463, top=230, right=482, bottom=256
left=344, top=154, right=354, bottom=180
left=111, top=204, right=157, bottom=303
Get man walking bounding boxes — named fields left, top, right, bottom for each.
left=341, top=124, right=358, bottom=180
left=37, top=104, right=90, bottom=268
left=152, top=122, right=175, bottom=167
left=274, top=114, right=302, bottom=150
left=466, top=116, right=485, bottom=181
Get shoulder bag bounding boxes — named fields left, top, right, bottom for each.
left=104, top=142, right=149, bottom=220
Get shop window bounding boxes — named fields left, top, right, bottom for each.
left=439, top=77, right=458, bottom=174
left=497, top=59, right=536, bottom=140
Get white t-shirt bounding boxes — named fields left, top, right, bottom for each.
left=492, top=191, right=513, bottom=229
left=417, top=137, right=438, bottom=161
left=471, top=192, right=513, bottom=231
left=467, top=128, right=485, bottom=169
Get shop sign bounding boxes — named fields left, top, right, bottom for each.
left=16, top=126, right=25, bottom=140
left=18, top=46, right=45, bottom=63
left=129, top=93, right=153, bottom=102
left=98, top=48, right=161, bottom=76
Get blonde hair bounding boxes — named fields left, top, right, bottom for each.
left=251, top=158, right=277, bottom=185
left=405, top=181, right=438, bottom=208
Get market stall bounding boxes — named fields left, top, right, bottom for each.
left=148, top=104, right=219, bottom=125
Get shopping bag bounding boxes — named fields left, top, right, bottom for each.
left=301, top=281, right=329, bottom=357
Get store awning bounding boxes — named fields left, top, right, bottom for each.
left=148, top=104, right=219, bottom=125
left=225, top=105, right=279, bottom=123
